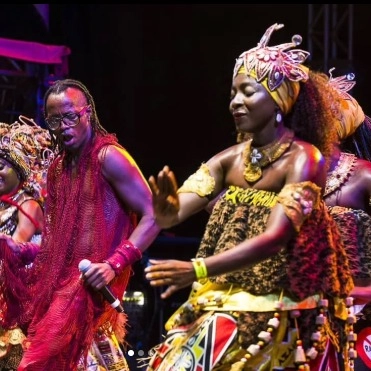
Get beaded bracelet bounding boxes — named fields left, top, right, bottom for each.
left=192, top=257, right=208, bottom=280
left=104, top=240, right=142, bottom=276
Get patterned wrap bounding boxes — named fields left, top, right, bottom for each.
left=197, top=184, right=351, bottom=299
left=147, top=182, right=353, bottom=370
left=328, top=206, right=371, bottom=280
left=325, top=172, right=371, bottom=371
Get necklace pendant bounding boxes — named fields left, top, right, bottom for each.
left=242, top=128, right=295, bottom=184
left=244, top=163, right=262, bottom=182
left=250, top=148, right=262, bottom=164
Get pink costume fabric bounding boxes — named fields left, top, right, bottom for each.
left=0, top=133, right=136, bottom=370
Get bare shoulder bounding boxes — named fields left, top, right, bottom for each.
left=99, top=144, right=126, bottom=158
left=290, top=139, right=323, bottom=161
left=99, top=145, right=135, bottom=166
left=284, top=139, right=325, bottom=184
left=209, top=142, right=245, bottom=165
left=354, top=157, right=371, bottom=180
left=18, top=197, right=42, bottom=212
left=356, top=157, right=371, bottom=170
left=288, top=139, right=325, bottom=171
left=99, top=144, right=139, bottom=181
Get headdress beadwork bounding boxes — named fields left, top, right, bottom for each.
left=233, top=23, right=310, bottom=91
left=0, top=116, right=54, bottom=199
left=328, top=67, right=355, bottom=100
left=327, top=68, right=365, bottom=140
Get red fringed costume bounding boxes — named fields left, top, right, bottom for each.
left=0, top=133, right=136, bottom=370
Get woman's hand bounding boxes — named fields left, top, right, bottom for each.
left=144, top=259, right=196, bottom=299
left=148, top=166, right=180, bottom=228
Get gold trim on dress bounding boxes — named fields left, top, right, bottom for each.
left=165, top=280, right=321, bottom=331
left=325, top=152, right=356, bottom=197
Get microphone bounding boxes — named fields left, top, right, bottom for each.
left=78, top=259, right=125, bottom=313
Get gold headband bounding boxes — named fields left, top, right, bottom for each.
left=328, top=68, right=365, bottom=140
left=234, top=23, right=310, bottom=114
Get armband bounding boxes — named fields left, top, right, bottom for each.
left=104, top=240, right=142, bottom=276
left=277, top=181, right=321, bottom=232
left=178, top=163, right=215, bottom=197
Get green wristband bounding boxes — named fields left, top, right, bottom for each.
left=192, top=257, right=208, bottom=280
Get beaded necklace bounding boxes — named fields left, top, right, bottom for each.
left=324, top=152, right=356, bottom=197
left=243, top=128, right=295, bottom=183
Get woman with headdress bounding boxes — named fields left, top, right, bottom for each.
left=144, top=23, right=354, bottom=370
left=325, top=70, right=371, bottom=370
left=0, top=116, right=52, bottom=370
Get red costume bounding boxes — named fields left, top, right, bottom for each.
left=0, top=133, right=138, bottom=370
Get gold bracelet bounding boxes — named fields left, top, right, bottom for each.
left=192, top=257, right=208, bottom=280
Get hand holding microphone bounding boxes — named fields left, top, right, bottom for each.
left=78, top=259, right=125, bottom=313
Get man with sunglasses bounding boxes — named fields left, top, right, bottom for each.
left=0, top=79, right=161, bottom=370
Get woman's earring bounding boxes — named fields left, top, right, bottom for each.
left=276, top=111, right=282, bottom=124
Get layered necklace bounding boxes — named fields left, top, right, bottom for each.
left=243, top=127, right=294, bottom=183
left=324, top=152, right=356, bottom=197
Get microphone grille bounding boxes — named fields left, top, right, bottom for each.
left=78, top=259, right=91, bottom=273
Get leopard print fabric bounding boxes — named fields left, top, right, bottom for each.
left=328, top=206, right=371, bottom=279
left=197, top=186, right=288, bottom=295
left=286, top=202, right=353, bottom=300
left=197, top=184, right=353, bottom=300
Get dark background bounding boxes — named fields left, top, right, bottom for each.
left=2, top=4, right=370, bottom=205
left=1, top=4, right=370, bottom=365
left=3, top=3, right=370, bottom=237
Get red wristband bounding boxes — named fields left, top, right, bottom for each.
left=104, top=240, right=142, bottom=276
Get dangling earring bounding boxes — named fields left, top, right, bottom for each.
left=276, top=111, right=282, bottom=125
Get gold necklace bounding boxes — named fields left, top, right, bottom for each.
left=243, top=128, right=294, bottom=182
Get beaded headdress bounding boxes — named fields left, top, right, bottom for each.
left=0, top=116, right=54, bottom=199
left=233, top=23, right=310, bottom=114
left=328, top=68, right=365, bottom=140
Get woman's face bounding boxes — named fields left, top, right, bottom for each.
left=0, top=158, right=21, bottom=196
left=229, top=74, right=276, bottom=135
